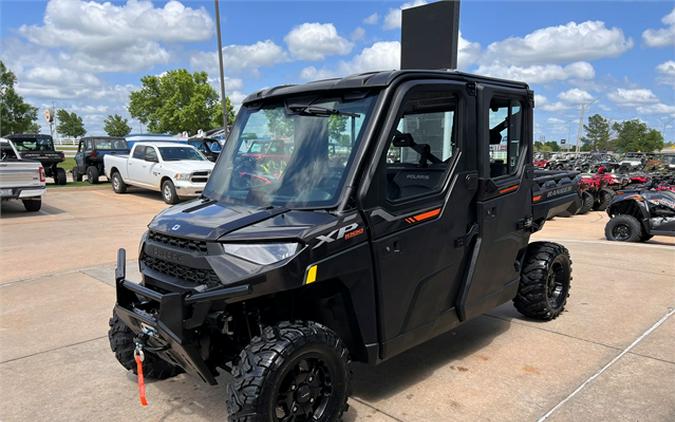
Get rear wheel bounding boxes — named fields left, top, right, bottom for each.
left=22, top=199, right=42, bottom=212
left=111, top=171, right=127, bottom=193
left=55, top=167, right=67, bottom=185
left=86, top=166, right=100, bottom=184
left=605, top=214, right=642, bottom=242
left=107, top=312, right=181, bottom=379
left=593, top=188, right=613, bottom=211
left=514, top=242, right=572, bottom=321
left=162, top=179, right=178, bottom=204
left=578, top=191, right=594, bottom=214
left=227, top=321, right=351, bottom=422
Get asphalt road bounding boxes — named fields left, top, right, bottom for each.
left=1, top=187, right=674, bottom=421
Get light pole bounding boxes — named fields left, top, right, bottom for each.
left=575, top=99, right=597, bottom=154
left=214, top=0, right=227, bottom=131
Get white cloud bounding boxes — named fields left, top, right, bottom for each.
left=541, top=102, right=572, bottom=112
left=642, top=8, right=675, bottom=47
left=363, top=13, right=379, bottom=25
left=300, top=33, right=479, bottom=81
left=351, top=27, right=366, bottom=42
left=191, top=40, right=287, bottom=76
left=636, top=103, right=675, bottom=117
left=19, top=0, right=213, bottom=72
left=608, top=88, right=659, bottom=106
left=284, top=23, right=353, bottom=60
left=559, top=88, right=594, bottom=104
left=656, top=60, right=675, bottom=86
left=383, top=0, right=427, bottom=30
left=476, top=61, right=594, bottom=84
left=534, top=94, right=548, bottom=105
left=483, top=21, right=633, bottom=65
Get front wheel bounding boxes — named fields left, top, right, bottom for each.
left=514, top=242, right=572, bottom=321
left=86, top=166, right=100, bottom=184
left=161, top=179, right=178, bottom=204
left=72, top=167, right=82, bottom=182
left=605, top=214, right=642, bottom=242
left=227, top=321, right=351, bottom=422
left=578, top=191, right=594, bottom=214
left=107, top=312, right=182, bottom=379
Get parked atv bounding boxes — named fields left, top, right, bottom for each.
left=108, top=70, right=577, bottom=421
left=5, top=133, right=67, bottom=184
left=578, top=172, right=615, bottom=211
left=605, top=190, right=675, bottom=242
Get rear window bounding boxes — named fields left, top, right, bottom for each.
left=8, top=136, right=54, bottom=152
left=93, top=139, right=128, bottom=150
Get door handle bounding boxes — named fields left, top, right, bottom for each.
left=384, top=240, right=400, bottom=254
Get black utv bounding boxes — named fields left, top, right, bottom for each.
left=187, top=137, right=222, bottom=162
left=72, top=136, right=129, bottom=184
left=109, top=70, right=578, bottom=421
left=5, top=133, right=67, bottom=184
left=605, top=189, right=675, bottom=242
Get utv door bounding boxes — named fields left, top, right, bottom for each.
left=457, top=86, right=533, bottom=321
left=360, top=81, right=478, bottom=359
left=74, top=140, right=85, bottom=171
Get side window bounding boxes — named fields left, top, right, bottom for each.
left=383, top=90, right=457, bottom=202
left=78, top=141, right=83, bottom=152
left=488, top=98, right=523, bottom=177
left=84, top=140, right=92, bottom=152
left=145, top=147, right=158, bottom=162
left=132, top=146, right=145, bottom=160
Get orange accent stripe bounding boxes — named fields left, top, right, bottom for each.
left=532, top=195, right=542, bottom=202
left=499, top=184, right=519, bottom=194
left=412, top=208, right=441, bottom=222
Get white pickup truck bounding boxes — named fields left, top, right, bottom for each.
left=104, top=142, right=214, bottom=204
left=0, top=138, right=46, bottom=212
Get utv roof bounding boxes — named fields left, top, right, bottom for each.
left=243, top=69, right=530, bottom=104
left=5, top=133, right=52, bottom=139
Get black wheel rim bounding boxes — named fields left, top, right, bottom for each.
left=546, top=257, right=569, bottom=309
left=612, top=224, right=631, bottom=241
left=274, top=355, right=333, bottom=422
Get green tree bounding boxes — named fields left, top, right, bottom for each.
left=328, top=115, right=348, bottom=145
left=56, top=109, right=86, bottom=138
left=211, top=97, right=236, bottom=128
left=581, top=114, right=611, bottom=151
left=128, top=69, right=230, bottom=134
left=264, top=108, right=294, bottom=139
left=612, top=120, right=664, bottom=153
left=103, top=114, right=131, bottom=137
left=0, top=61, right=39, bottom=136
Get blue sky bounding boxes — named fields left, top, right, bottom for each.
left=1, top=0, right=674, bottom=142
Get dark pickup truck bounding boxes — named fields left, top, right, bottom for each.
left=5, top=134, right=66, bottom=185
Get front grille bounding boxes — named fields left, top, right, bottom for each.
left=141, top=253, right=221, bottom=287
left=191, top=171, right=210, bottom=183
left=148, top=231, right=207, bottom=254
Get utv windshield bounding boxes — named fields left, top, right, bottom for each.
left=203, top=93, right=377, bottom=208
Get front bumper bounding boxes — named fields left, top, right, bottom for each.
left=114, top=248, right=250, bottom=385
left=173, top=181, right=207, bottom=197
left=0, top=186, right=45, bottom=200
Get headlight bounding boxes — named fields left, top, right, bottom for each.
left=223, top=243, right=300, bottom=265
left=175, top=173, right=191, bottom=181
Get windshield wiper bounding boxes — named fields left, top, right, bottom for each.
left=288, top=105, right=359, bottom=117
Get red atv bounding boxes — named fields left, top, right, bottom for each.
left=578, top=170, right=621, bottom=212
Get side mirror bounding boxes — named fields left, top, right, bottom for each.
left=392, top=131, right=415, bottom=148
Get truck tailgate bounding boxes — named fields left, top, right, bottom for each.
left=0, top=162, right=43, bottom=189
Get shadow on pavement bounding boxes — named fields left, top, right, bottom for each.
left=352, top=315, right=511, bottom=402
left=0, top=200, right=65, bottom=217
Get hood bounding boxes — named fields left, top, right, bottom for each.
left=161, top=160, right=214, bottom=173
left=149, top=199, right=338, bottom=242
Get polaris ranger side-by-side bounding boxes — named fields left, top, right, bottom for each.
left=109, top=69, right=577, bottom=420
left=108, top=3, right=577, bottom=421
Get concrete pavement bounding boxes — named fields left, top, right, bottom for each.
left=1, top=189, right=673, bottom=421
